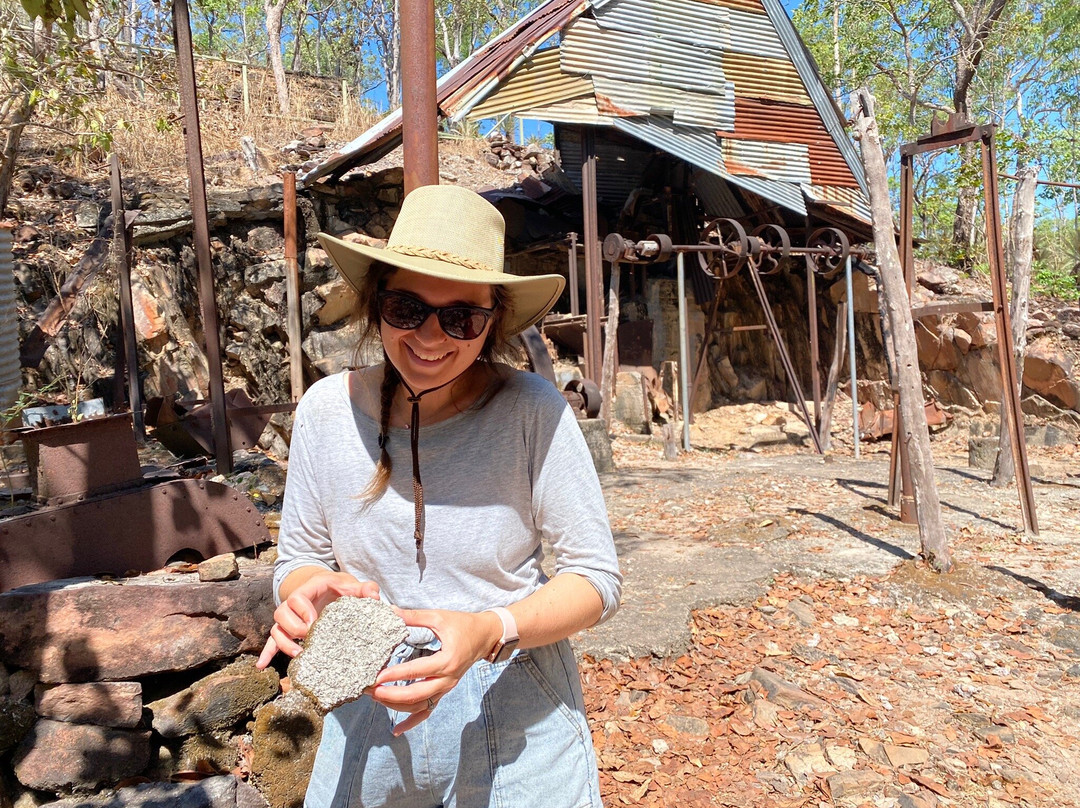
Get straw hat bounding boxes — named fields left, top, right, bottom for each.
left=317, top=185, right=565, bottom=336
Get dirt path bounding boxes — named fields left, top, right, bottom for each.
left=576, top=433, right=1080, bottom=807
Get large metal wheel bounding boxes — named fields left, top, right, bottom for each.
left=698, top=218, right=757, bottom=279
left=750, top=223, right=791, bottom=275
left=807, top=227, right=850, bottom=279
left=565, top=378, right=602, bottom=419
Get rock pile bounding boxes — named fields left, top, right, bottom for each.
left=0, top=559, right=323, bottom=807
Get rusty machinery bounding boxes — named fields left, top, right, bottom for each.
left=0, top=413, right=269, bottom=593
left=602, top=222, right=863, bottom=454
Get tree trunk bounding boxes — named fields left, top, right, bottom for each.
left=854, top=87, right=952, bottom=573
left=599, top=263, right=621, bottom=429
left=951, top=144, right=979, bottom=270
left=264, top=0, right=290, bottom=114
left=991, top=163, right=1038, bottom=486
left=0, top=100, right=33, bottom=218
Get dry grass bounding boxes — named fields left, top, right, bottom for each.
left=30, top=56, right=380, bottom=180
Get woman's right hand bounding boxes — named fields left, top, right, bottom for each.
left=256, top=570, right=380, bottom=669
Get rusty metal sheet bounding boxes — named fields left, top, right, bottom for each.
left=557, top=127, right=651, bottom=210
left=515, top=98, right=612, bottom=126
left=592, top=0, right=729, bottom=49
left=562, top=17, right=724, bottom=94
left=593, top=76, right=735, bottom=129
left=719, top=97, right=858, bottom=188
left=723, top=52, right=811, bottom=105
left=692, top=170, right=747, bottom=219
left=722, top=139, right=812, bottom=184
left=22, top=415, right=143, bottom=504
left=466, top=48, right=593, bottom=120
left=0, top=478, right=270, bottom=593
left=802, top=183, right=873, bottom=226
left=702, top=0, right=766, bottom=13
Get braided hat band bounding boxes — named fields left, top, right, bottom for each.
left=317, top=185, right=565, bottom=337
left=387, top=244, right=494, bottom=274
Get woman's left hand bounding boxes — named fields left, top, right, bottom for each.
left=368, top=608, right=502, bottom=735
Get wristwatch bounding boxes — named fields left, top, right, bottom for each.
left=484, top=607, right=520, bottom=663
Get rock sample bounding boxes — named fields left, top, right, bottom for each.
left=288, top=598, right=407, bottom=713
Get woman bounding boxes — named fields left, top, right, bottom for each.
left=257, top=184, right=622, bottom=808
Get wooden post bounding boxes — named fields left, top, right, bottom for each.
left=599, top=262, right=621, bottom=427
left=341, top=79, right=350, bottom=127
left=854, top=88, right=952, bottom=573
left=241, top=64, right=251, bottom=115
left=992, top=163, right=1038, bottom=487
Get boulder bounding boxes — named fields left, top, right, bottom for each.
left=198, top=554, right=240, bottom=583
left=251, top=691, right=323, bottom=808
left=577, top=419, right=614, bottom=474
left=0, top=566, right=274, bottom=683
left=1023, top=345, right=1078, bottom=411
left=955, top=311, right=996, bottom=349
left=148, top=656, right=280, bottom=738
left=34, top=683, right=142, bottom=728
left=13, top=720, right=150, bottom=791
left=311, top=279, right=359, bottom=327
left=39, top=775, right=266, bottom=808
left=613, top=372, right=650, bottom=435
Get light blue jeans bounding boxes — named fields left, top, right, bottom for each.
left=304, top=639, right=603, bottom=808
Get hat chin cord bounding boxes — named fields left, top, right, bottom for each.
left=379, top=355, right=474, bottom=574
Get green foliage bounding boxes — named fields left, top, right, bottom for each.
left=16, top=0, right=89, bottom=35
left=1032, top=218, right=1080, bottom=299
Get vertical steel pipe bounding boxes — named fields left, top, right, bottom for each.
left=283, top=173, right=304, bottom=403
left=582, top=130, right=603, bottom=383
left=805, top=256, right=821, bottom=427
left=172, top=0, right=231, bottom=473
left=109, top=154, right=144, bottom=441
left=568, top=232, right=579, bottom=316
left=845, top=256, right=859, bottom=459
left=676, top=253, right=690, bottom=451
left=400, top=0, right=438, bottom=194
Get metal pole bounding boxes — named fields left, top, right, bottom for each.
left=173, top=0, right=232, bottom=473
left=568, top=232, right=579, bottom=316
left=283, top=173, right=304, bottom=403
left=400, top=0, right=438, bottom=194
left=109, top=154, right=144, bottom=442
left=582, top=130, right=603, bottom=383
left=845, top=255, right=859, bottom=459
left=806, top=256, right=821, bottom=427
left=677, top=252, right=691, bottom=451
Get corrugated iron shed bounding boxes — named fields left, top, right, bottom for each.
left=299, top=0, right=870, bottom=227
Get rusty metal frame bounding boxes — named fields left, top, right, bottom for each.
left=890, top=123, right=1038, bottom=535
left=173, top=0, right=231, bottom=474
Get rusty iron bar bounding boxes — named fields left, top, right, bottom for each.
left=582, top=129, right=603, bottom=384
left=283, top=173, right=304, bottom=403
left=109, top=155, right=144, bottom=442
left=744, top=265, right=823, bottom=454
left=172, top=0, right=232, bottom=474
left=890, top=124, right=1037, bottom=535
left=400, top=0, right=439, bottom=194
left=982, top=132, right=1038, bottom=535
left=567, top=232, right=579, bottom=316
left=805, top=253, right=821, bottom=428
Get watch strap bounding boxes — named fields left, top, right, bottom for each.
left=484, top=606, right=519, bottom=662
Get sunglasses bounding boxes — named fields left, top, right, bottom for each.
left=377, top=290, right=496, bottom=341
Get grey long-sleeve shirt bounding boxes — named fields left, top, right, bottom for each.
left=274, top=369, right=622, bottom=624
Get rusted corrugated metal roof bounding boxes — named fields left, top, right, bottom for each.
left=802, top=183, right=873, bottom=226
left=298, top=0, right=584, bottom=186
left=299, top=0, right=869, bottom=220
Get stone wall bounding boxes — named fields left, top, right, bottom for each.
left=0, top=557, right=322, bottom=808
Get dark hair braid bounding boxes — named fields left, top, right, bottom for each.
left=357, top=362, right=400, bottom=507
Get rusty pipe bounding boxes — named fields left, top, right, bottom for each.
left=400, top=0, right=439, bottom=194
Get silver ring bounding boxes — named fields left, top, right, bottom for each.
left=426, top=696, right=437, bottom=711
